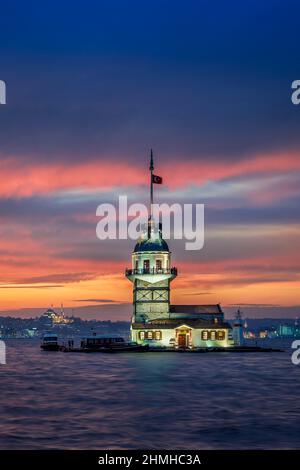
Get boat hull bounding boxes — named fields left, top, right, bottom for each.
left=41, top=344, right=60, bottom=351
left=62, top=345, right=149, bottom=353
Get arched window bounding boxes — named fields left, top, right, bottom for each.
left=217, top=330, right=225, bottom=340
left=143, top=260, right=150, bottom=273
left=202, top=330, right=208, bottom=340
left=156, top=259, right=162, bottom=271
left=139, top=331, right=145, bottom=340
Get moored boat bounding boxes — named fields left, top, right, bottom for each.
left=63, top=333, right=148, bottom=352
left=40, top=332, right=60, bottom=351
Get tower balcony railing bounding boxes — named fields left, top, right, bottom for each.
left=125, top=267, right=177, bottom=276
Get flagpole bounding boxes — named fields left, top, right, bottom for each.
left=149, top=149, right=154, bottom=221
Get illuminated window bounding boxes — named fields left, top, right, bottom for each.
left=155, top=331, right=162, bottom=340
left=139, top=331, right=145, bottom=340
left=140, top=331, right=162, bottom=340
left=202, top=330, right=208, bottom=340
left=210, top=331, right=216, bottom=340
left=217, top=330, right=225, bottom=340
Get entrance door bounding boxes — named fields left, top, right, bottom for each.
left=178, top=334, right=187, bottom=348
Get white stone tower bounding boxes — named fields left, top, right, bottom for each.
left=125, top=151, right=177, bottom=323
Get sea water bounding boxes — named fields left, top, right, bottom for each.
left=0, top=339, right=299, bottom=449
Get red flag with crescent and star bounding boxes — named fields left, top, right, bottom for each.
left=152, top=174, right=163, bottom=184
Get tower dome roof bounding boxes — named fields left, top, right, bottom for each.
left=133, top=237, right=169, bottom=253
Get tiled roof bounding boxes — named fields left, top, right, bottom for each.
left=169, top=304, right=223, bottom=314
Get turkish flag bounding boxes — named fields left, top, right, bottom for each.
left=152, top=174, right=163, bottom=184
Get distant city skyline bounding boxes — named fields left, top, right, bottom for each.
left=1, top=303, right=300, bottom=321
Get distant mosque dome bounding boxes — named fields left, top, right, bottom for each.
left=43, top=308, right=56, bottom=318
left=133, top=237, right=169, bottom=253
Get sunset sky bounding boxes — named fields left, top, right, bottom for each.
left=0, top=1, right=300, bottom=318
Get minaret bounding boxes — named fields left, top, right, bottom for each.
left=233, top=308, right=244, bottom=346
left=125, top=151, right=177, bottom=324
